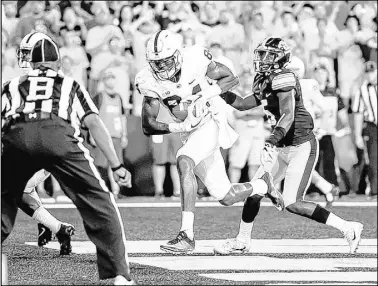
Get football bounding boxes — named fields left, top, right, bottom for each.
left=171, top=102, right=197, bottom=122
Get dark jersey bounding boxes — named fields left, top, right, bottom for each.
left=253, top=69, right=315, bottom=146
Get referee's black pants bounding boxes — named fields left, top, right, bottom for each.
left=1, top=115, right=131, bottom=280
left=363, top=122, right=377, bottom=196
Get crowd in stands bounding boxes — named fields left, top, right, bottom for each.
left=2, top=1, right=377, bottom=201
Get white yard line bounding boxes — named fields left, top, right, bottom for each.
left=42, top=201, right=377, bottom=209
left=25, top=239, right=377, bottom=255
left=199, top=272, right=377, bottom=283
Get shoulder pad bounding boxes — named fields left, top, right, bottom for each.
left=271, top=70, right=296, bottom=91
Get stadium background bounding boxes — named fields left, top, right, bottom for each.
left=1, top=1, right=377, bottom=198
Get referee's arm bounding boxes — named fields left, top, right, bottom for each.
left=73, top=84, right=121, bottom=169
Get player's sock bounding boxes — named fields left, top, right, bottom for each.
left=236, top=195, right=263, bottom=243
left=312, top=173, right=333, bottom=195
left=32, top=207, right=61, bottom=234
left=180, top=211, right=194, bottom=240
left=326, top=212, right=348, bottom=232
left=236, top=221, right=254, bottom=244
left=248, top=179, right=268, bottom=197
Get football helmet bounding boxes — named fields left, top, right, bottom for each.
left=146, top=30, right=183, bottom=81
left=17, top=31, right=60, bottom=69
left=253, top=37, right=292, bottom=74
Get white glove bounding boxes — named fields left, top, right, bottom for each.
left=355, top=135, right=365, bottom=149
left=260, top=143, right=278, bottom=172
left=168, top=102, right=207, bottom=133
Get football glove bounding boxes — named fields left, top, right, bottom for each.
left=260, top=142, right=278, bottom=172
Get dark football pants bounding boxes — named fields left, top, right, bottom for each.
left=363, top=122, right=377, bottom=196
left=1, top=116, right=130, bottom=280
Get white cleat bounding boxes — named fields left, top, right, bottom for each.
left=342, top=222, right=364, bottom=254
left=213, top=238, right=251, bottom=255
left=114, top=275, right=137, bottom=285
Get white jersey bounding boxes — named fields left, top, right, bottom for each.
left=300, top=79, right=325, bottom=129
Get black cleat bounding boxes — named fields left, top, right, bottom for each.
left=38, top=223, right=53, bottom=247
left=56, top=223, right=75, bottom=255
left=260, top=172, right=285, bottom=211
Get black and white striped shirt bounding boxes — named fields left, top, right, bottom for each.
left=352, top=80, right=377, bottom=126
left=1, top=68, right=98, bottom=126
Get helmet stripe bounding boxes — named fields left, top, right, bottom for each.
left=41, top=39, right=45, bottom=62
left=154, top=31, right=162, bottom=53
left=25, top=32, right=37, bottom=44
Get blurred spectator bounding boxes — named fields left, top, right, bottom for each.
left=156, top=1, right=183, bottom=30
left=59, top=32, right=89, bottom=87
left=85, top=2, right=124, bottom=95
left=14, top=1, right=54, bottom=45
left=207, top=9, right=245, bottom=74
left=2, top=2, right=19, bottom=45
left=352, top=61, right=377, bottom=200
left=337, top=15, right=365, bottom=104
left=228, top=69, right=266, bottom=182
left=91, top=68, right=129, bottom=198
left=1, top=49, right=19, bottom=83
left=200, top=1, right=221, bottom=27
left=118, top=4, right=135, bottom=55
left=60, top=7, right=88, bottom=46
left=310, top=63, right=353, bottom=197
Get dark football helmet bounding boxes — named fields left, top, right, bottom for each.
left=253, top=37, right=292, bottom=74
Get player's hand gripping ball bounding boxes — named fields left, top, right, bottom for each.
left=171, top=98, right=207, bottom=122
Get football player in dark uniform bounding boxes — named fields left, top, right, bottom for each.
left=214, top=37, right=364, bottom=255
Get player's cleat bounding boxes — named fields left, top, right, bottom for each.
left=114, top=275, right=138, bottom=285
left=160, top=231, right=195, bottom=254
left=326, top=185, right=340, bottom=206
left=260, top=172, right=285, bottom=211
left=56, top=223, right=75, bottom=255
left=38, top=223, right=53, bottom=247
left=342, top=221, right=364, bottom=254
left=213, top=238, right=251, bottom=255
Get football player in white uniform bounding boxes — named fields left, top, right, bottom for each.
left=135, top=30, right=284, bottom=254
left=1, top=33, right=75, bottom=255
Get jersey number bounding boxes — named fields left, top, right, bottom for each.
left=204, top=49, right=212, bottom=60
left=27, top=77, right=55, bottom=101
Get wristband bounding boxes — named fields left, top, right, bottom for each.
left=111, top=164, right=125, bottom=172
left=168, top=122, right=183, bottom=133
left=266, top=126, right=286, bottom=146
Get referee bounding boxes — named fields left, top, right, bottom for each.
left=1, top=32, right=135, bottom=285
left=352, top=61, right=377, bottom=200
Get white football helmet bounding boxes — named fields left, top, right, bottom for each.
left=286, top=56, right=305, bottom=79
left=17, top=31, right=59, bottom=69
left=146, top=30, right=183, bottom=81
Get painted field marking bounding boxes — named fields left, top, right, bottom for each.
left=25, top=239, right=377, bottom=255
left=42, top=201, right=377, bottom=209
left=199, top=272, right=377, bottom=283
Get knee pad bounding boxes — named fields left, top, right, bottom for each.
left=219, top=183, right=253, bottom=206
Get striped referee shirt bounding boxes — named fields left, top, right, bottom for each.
left=1, top=68, right=98, bottom=127
left=352, top=80, right=378, bottom=126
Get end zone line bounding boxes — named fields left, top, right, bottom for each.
left=43, top=201, right=377, bottom=209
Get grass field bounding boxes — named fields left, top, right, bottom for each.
left=2, top=197, right=377, bottom=285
